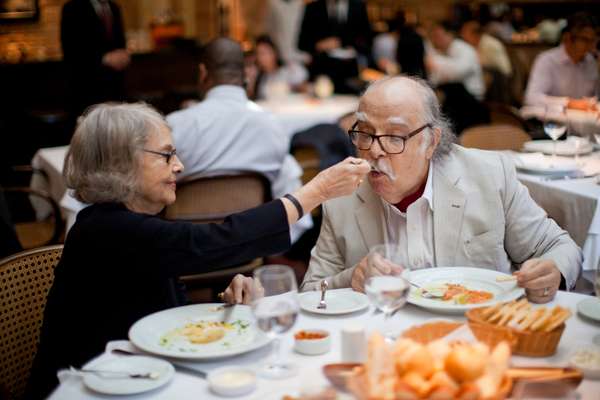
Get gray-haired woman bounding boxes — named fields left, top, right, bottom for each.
left=26, top=103, right=369, bottom=398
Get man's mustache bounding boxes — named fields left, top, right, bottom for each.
left=369, top=159, right=397, bottom=181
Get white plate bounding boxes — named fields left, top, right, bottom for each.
left=577, top=297, right=600, bottom=321
left=523, top=140, right=594, bottom=156
left=515, top=157, right=579, bottom=175
left=129, top=304, right=271, bottom=360
left=299, top=289, right=369, bottom=315
left=82, top=356, right=174, bottom=395
left=406, top=267, right=525, bottom=314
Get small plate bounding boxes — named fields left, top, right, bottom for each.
left=299, top=289, right=369, bottom=315
left=82, top=356, right=174, bottom=395
left=577, top=297, right=600, bottom=321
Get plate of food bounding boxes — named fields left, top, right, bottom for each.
left=406, top=267, right=525, bottom=313
left=129, top=304, right=271, bottom=359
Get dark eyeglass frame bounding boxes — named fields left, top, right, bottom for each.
left=142, top=148, right=177, bottom=164
left=348, top=122, right=432, bottom=154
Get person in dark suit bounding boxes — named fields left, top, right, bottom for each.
left=61, top=0, right=130, bottom=117
left=298, top=0, right=372, bottom=93
left=24, top=102, right=369, bottom=398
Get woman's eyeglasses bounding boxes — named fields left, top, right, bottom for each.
left=142, top=148, right=177, bottom=164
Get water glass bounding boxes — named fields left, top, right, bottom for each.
left=364, top=244, right=409, bottom=342
left=543, top=105, right=567, bottom=165
left=251, top=265, right=299, bottom=379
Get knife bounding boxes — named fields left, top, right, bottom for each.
left=111, top=349, right=207, bottom=379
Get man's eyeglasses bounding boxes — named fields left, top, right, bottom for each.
left=348, top=122, right=431, bottom=154
left=142, top=148, right=177, bottom=164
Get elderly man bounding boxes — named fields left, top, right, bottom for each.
left=301, top=76, right=581, bottom=303
left=525, top=12, right=598, bottom=111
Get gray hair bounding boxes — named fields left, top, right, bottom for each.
left=64, top=102, right=167, bottom=204
left=363, top=75, right=455, bottom=161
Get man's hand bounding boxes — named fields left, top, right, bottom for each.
left=102, top=49, right=130, bottom=71
left=316, top=37, right=341, bottom=53
left=350, top=254, right=404, bottom=292
left=222, top=274, right=255, bottom=305
left=515, top=258, right=562, bottom=303
left=350, top=256, right=369, bottom=292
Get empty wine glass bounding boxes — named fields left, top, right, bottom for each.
left=364, top=244, right=410, bottom=342
left=251, top=265, right=299, bottom=379
left=544, top=104, right=567, bottom=166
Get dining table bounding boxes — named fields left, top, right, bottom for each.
left=520, top=106, right=599, bottom=137
left=256, top=94, right=359, bottom=139
left=48, top=288, right=599, bottom=400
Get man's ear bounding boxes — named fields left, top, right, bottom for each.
left=199, top=63, right=208, bottom=83
left=426, top=127, right=441, bottom=160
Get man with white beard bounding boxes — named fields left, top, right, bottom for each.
left=300, top=76, right=581, bottom=304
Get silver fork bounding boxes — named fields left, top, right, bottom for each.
left=317, top=280, right=328, bottom=309
left=70, top=366, right=160, bottom=380
left=409, top=282, right=444, bottom=299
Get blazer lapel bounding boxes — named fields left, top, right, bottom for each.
left=433, top=161, right=466, bottom=267
left=354, top=182, right=385, bottom=252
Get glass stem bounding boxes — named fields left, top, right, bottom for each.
left=552, top=139, right=557, bottom=167
left=383, top=311, right=394, bottom=342
left=272, top=337, right=282, bottom=367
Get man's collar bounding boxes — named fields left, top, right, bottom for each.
left=205, top=85, right=247, bottom=102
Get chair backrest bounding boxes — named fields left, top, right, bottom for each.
left=459, top=124, right=532, bottom=151
left=0, top=245, right=63, bottom=400
left=486, top=102, right=529, bottom=130
left=163, top=170, right=272, bottom=224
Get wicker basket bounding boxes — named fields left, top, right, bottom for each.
left=402, top=321, right=517, bottom=350
left=466, top=307, right=565, bottom=357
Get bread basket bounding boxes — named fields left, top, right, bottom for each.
left=402, top=320, right=517, bottom=350
left=466, top=307, right=565, bottom=357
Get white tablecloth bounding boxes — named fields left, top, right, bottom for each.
left=511, top=151, right=600, bottom=273
left=520, top=106, right=599, bottom=137
left=257, top=94, right=359, bottom=138
left=48, top=289, right=600, bottom=399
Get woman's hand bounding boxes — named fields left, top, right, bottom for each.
left=222, top=274, right=254, bottom=305
left=282, top=157, right=369, bottom=225
left=310, top=157, right=371, bottom=202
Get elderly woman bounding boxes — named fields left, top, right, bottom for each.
left=26, top=103, right=369, bottom=398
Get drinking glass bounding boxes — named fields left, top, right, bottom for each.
left=364, top=244, right=410, bottom=342
left=543, top=104, right=567, bottom=166
left=251, top=265, right=299, bottom=379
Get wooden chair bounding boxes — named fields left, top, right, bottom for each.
left=163, top=170, right=271, bottom=302
left=459, top=124, right=532, bottom=152
left=1, top=187, right=64, bottom=250
left=0, top=245, right=63, bottom=400
left=485, top=102, right=529, bottom=130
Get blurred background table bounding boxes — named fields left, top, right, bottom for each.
left=257, top=94, right=358, bottom=138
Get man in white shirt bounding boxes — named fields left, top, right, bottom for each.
left=460, top=20, right=512, bottom=77
left=427, top=21, right=485, bottom=100
left=301, top=76, right=581, bottom=304
left=524, top=12, right=598, bottom=111
left=167, top=38, right=312, bottom=244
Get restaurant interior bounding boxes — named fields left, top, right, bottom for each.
left=0, top=0, right=600, bottom=399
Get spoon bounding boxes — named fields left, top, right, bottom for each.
left=70, top=366, right=160, bottom=380
left=317, top=280, right=328, bottom=309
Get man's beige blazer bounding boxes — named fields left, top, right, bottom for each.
left=301, top=145, right=582, bottom=291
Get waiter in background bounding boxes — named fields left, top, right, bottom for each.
left=61, top=0, right=130, bottom=118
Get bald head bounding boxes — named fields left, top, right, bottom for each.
left=358, top=75, right=455, bottom=161
left=200, top=37, right=245, bottom=87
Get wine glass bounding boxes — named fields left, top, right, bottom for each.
left=251, top=265, right=299, bottom=379
left=364, top=244, right=410, bottom=342
left=543, top=104, right=567, bottom=166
